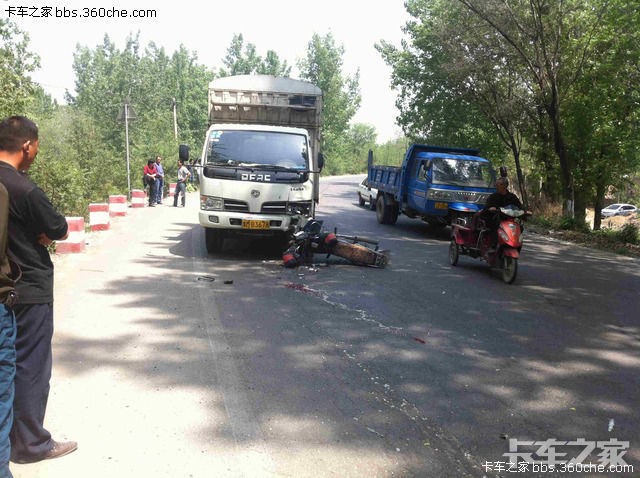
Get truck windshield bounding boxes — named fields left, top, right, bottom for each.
left=205, top=130, right=308, bottom=169
left=431, top=158, right=496, bottom=188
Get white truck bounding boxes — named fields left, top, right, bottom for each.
left=195, top=74, right=324, bottom=253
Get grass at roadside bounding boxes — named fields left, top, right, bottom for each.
left=527, top=215, right=640, bottom=257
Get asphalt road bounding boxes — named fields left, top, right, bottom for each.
left=12, top=175, right=640, bottom=478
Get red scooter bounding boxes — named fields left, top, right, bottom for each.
left=449, top=206, right=529, bottom=284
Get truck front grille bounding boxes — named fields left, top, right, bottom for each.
left=224, top=199, right=249, bottom=212
left=261, top=202, right=287, bottom=214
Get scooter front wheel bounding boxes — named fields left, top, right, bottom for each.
left=449, top=239, right=459, bottom=266
left=502, top=256, right=518, bottom=284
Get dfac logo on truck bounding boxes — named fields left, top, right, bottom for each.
left=241, top=173, right=272, bottom=182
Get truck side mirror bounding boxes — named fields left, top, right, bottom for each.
left=318, top=152, right=325, bottom=171
left=179, top=144, right=189, bottom=162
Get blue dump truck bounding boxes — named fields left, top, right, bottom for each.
left=368, top=144, right=497, bottom=227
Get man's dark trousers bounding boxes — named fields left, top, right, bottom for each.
left=173, top=181, right=186, bottom=207
left=9, top=304, right=53, bottom=461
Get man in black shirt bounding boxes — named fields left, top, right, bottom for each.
left=0, top=116, right=77, bottom=464
left=484, top=177, right=523, bottom=211
left=482, top=177, right=527, bottom=250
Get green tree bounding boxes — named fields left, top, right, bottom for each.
left=68, top=34, right=213, bottom=192
left=376, top=2, right=508, bottom=166
left=298, top=33, right=361, bottom=175
left=455, top=0, right=612, bottom=217
left=219, top=34, right=291, bottom=77
left=0, top=19, right=40, bottom=118
left=564, top=0, right=640, bottom=228
left=346, top=123, right=377, bottom=172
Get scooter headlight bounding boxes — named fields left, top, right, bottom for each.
left=498, top=229, right=510, bottom=242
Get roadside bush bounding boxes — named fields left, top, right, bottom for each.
left=530, top=215, right=554, bottom=229
left=558, top=216, right=590, bottom=233
left=617, top=223, right=639, bottom=245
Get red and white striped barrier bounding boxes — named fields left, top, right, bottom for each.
left=109, top=195, right=127, bottom=217
left=56, top=217, right=86, bottom=254
left=169, top=183, right=176, bottom=198
left=131, top=189, right=146, bottom=208
left=89, top=203, right=110, bottom=231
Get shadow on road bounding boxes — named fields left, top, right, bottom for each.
left=51, top=177, right=640, bottom=475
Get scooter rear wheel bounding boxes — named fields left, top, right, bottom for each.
left=449, top=239, right=459, bottom=266
left=502, top=256, right=518, bottom=284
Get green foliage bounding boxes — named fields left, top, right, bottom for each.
left=27, top=107, right=120, bottom=217
left=0, top=19, right=40, bottom=118
left=375, top=3, right=509, bottom=165
left=617, top=223, right=639, bottom=245
left=557, top=216, right=590, bottom=233
left=378, top=0, right=640, bottom=220
left=219, top=34, right=292, bottom=77
left=591, top=225, right=639, bottom=247
left=298, top=33, right=361, bottom=175
left=65, top=34, right=213, bottom=199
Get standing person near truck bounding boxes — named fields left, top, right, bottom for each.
left=0, top=116, right=77, bottom=464
left=154, top=156, right=164, bottom=205
left=143, top=159, right=157, bottom=207
left=173, top=159, right=190, bottom=207
left=0, top=180, right=19, bottom=478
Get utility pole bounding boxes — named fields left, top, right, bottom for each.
left=125, top=103, right=131, bottom=197
left=117, top=97, right=137, bottom=199
left=172, top=98, right=178, bottom=140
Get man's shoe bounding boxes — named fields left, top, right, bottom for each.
left=43, top=440, right=78, bottom=460
left=11, top=440, right=78, bottom=464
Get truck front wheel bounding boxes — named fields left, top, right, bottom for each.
left=205, top=228, right=224, bottom=253
left=376, top=195, right=398, bottom=225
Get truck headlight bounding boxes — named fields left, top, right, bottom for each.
left=427, top=189, right=455, bottom=201
left=287, top=201, right=312, bottom=215
left=201, top=196, right=223, bottom=211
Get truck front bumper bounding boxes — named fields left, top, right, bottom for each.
left=199, top=210, right=301, bottom=233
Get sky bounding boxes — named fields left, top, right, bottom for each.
left=3, top=0, right=410, bottom=143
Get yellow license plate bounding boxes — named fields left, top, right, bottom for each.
left=435, top=202, right=448, bottom=210
left=242, top=219, right=270, bottom=230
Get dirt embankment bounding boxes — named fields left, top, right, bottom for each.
left=585, top=209, right=639, bottom=230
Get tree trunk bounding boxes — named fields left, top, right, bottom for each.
left=574, top=189, right=586, bottom=228
left=547, top=103, right=574, bottom=217
left=510, top=143, right=528, bottom=209
left=593, top=180, right=605, bottom=231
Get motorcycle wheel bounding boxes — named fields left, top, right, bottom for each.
left=502, top=256, right=518, bottom=284
left=449, top=239, right=459, bottom=266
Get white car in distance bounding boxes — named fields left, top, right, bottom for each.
left=358, top=177, right=377, bottom=210
left=601, top=203, right=637, bottom=218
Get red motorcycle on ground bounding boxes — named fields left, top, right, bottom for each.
left=449, top=206, right=529, bottom=284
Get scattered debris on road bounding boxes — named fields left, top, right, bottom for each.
left=366, top=427, right=385, bottom=438
left=196, top=275, right=216, bottom=282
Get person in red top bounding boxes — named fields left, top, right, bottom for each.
left=143, top=159, right=157, bottom=207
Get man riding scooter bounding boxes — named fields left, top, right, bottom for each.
left=482, top=177, right=531, bottom=252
